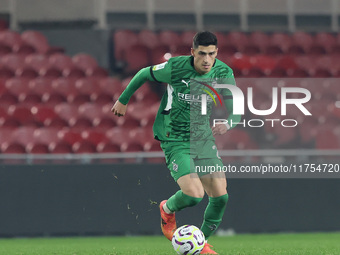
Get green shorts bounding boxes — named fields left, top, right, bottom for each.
left=160, top=140, right=224, bottom=181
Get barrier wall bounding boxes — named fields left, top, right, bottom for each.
left=1, top=163, right=340, bottom=237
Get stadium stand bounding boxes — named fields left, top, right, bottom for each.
left=1, top=26, right=340, bottom=157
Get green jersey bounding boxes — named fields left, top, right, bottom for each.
left=150, top=56, right=235, bottom=142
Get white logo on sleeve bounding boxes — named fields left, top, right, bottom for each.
left=152, top=62, right=167, bottom=71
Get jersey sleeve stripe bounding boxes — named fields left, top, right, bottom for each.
left=150, top=66, right=161, bottom=83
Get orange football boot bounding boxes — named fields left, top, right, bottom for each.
left=200, top=242, right=218, bottom=254
left=159, top=200, right=177, bottom=241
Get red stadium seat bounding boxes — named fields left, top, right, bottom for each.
left=124, top=44, right=150, bottom=73
left=0, top=67, right=15, bottom=80
left=79, top=101, right=105, bottom=118
left=180, top=31, right=196, bottom=47
left=31, top=105, right=58, bottom=125
left=9, top=126, right=36, bottom=146
left=120, top=141, right=143, bottom=152
left=0, top=116, right=20, bottom=128
left=315, top=32, right=337, bottom=53
left=0, top=92, right=18, bottom=107
left=249, top=31, right=270, bottom=49
left=26, top=143, right=49, bottom=154
left=230, top=53, right=252, bottom=70
left=48, top=53, right=74, bottom=72
left=29, top=77, right=54, bottom=96
left=69, top=117, right=93, bottom=129
left=213, top=32, right=229, bottom=47
left=72, top=53, right=98, bottom=72
left=99, top=77, right=123, bottom=96
left=138, top=30, right=160, bottom=49
left=15, top=44, right=36, bottom=56
left=55, top=103, right=79, bottom=122
left=1, top=142, right=26, bottom=154
left=25, top=53, right=49, bottom=73
left=276, top=56, right=298, bottom=71
left=49, top=141, right=73, bottom=154
left=33, top=127, right=60, bottom=145
left=68, top=93, right=91, bottom=105
left=41, top=92, right=67, bottom=105
left=106, top=127, right=131, bottom=145
left=96, top=142, right=120, bottom=153
left=295, top=55, right=319, bottom=75
left=318, top=55, right=340, bottom=75
left=270, top=33, right=293, bottom=52
left=72, top=141, right=96, bottom=153
left=87, top=67, right=108, bottom=78
left=5, top=77, right=30, bottom=98
left=113, top=30, right=139, bottom=61
left=292, top=31, right=314, bottom=52
left=226, top=31, right=249, bottom=48
left=19, top=93, right=42, bottom=105
left=0, top=43, right=11, bottom=56
left=287, top=45, right=305, bottom=55
left=242, top=44, right=261, bottom=55
left=93, top=117, right=116, bottom=131
left=91, top=93, right=113, bottom=105
left=58, top=129, right=83, bottom=145
left=81, top=130, right=108, bottom=146
left=144, top=140, right=161, bottom=151
left=250, top=55, right=277, bottom=74
left=7, top=105, right=36, bottom=126
left=150, top=44, right=171, bottom=65
left=129, top=127, right=155, bottom=146
left=264, top=45, right=284, bottom=56
left=21, top=30, right=50, bottom=54
left=17, top=67, right=39, bottom=80
left=44, top=116, right=68, bottom=129
left=52, top=78, right=77, bottom=98
left=1, top=53, right=26, bottom=72
left=63, top=67, right=86, bottom=79
left=0, top=128, right=12, bottom=144
left=0, top=30, right=24, bottom=52
left=159, top=31, right=181, bottom=52
left=75, top=78, right=100, bottom=97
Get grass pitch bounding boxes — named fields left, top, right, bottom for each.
left=0, top=232, right=339, bottom=255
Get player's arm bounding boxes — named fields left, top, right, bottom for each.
left=111, top=67, right=152, bottom=116
left=111, top=62, right=171, bottom=117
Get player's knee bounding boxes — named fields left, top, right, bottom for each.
left=183, top=187, right=204, bottom=200
left=186, top=195, right=203, bottom=207
left=209, top=193, right=229, bottom=208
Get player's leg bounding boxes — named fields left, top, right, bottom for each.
left=160, top=141, right=204, bottom=240
left=198, top=165, right=228, bottom=255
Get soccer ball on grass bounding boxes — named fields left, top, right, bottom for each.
left=172, top=225, right=205, bottom=255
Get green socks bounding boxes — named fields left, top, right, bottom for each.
left=201, top=194, right=229, bottom=239
left=166, top=190, right=203, bottom=212
left=165, top=191, right=229, bottom=240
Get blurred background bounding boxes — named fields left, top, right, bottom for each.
left=0, top=0, right=339, bottom=237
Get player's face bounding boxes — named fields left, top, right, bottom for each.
left=191, top=45, right=218, bottom=74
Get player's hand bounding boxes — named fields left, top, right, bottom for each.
left=212, top=122, right=228, bottom=136
left=111, top=100, right=127, bottom=117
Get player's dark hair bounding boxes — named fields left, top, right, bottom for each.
left=192, top=31, right=218, bottom=49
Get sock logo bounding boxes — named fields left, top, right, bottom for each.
left=209, top=224, right=217, bottom=231
left=172, top=160, right=178, bottom=172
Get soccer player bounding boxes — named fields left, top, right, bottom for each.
left=112, top=31, right=240, bottom=254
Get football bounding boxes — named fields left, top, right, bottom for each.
left=172, top=225, right=205, bottom=255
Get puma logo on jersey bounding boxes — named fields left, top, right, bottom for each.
left=181, top=80, right=190, bottom=87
